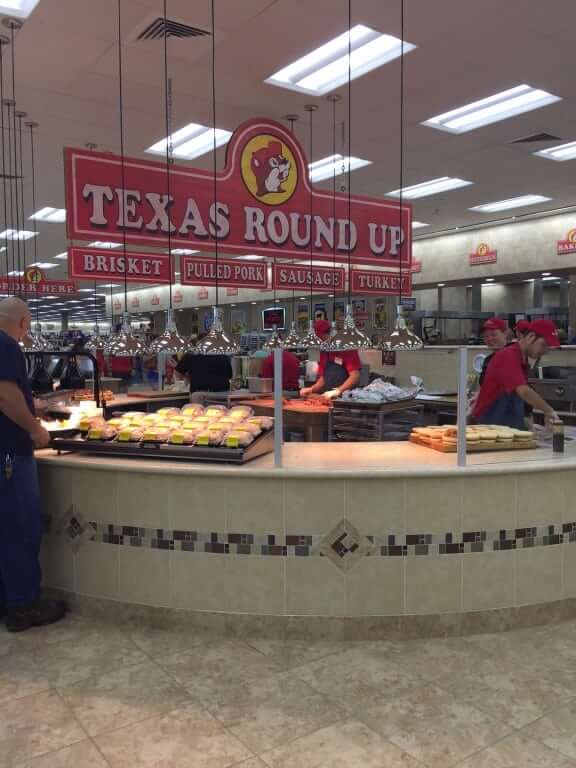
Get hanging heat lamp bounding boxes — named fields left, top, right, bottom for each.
left=378, top=0, right=422, bottom=352
left=321, top=3, right=370, bottom=353
left=299, top=104, right=324, bottom=351
left=196, top=0, right=239, bottom=356
left=106, top=0, right=146, bottom=357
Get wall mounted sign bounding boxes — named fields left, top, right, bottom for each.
left=173, top=289, right=183, bottom=304
left=411, top=259, right=422, bottom=273
left=226, top=286, right=238, bottom=296
left=130, top=296, right=140, bottom=308
left=65, top=118, right=411, bottom=268
left=69, top=246, right=172, bottom=283
left=181, top=256, right=267, bottom=288
left=272, top=263, right=345, bottom=291
left=113, top=298, right=122, bottom=312
left=557, top=228, right=576, bottom=254
left=0, top=266, right=76, bottom=295
left=469, top=243, right=497, bottom=265
left=350, top=269, right=412, bottom=296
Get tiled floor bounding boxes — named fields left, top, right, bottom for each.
left=3, top=617, right=576, bottom=767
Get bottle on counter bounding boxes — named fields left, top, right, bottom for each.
left=552, top=421, right=565, bottom=454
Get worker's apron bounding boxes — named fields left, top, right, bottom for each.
left=475, top=392, right=525, bottom=429
left=323, top=359, right=349, bottom=390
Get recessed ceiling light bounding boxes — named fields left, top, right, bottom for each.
left=7, top=270, right=23, bottom=276
left=251, top=301, right=257, bottom=305
left=485, top=278, right=495, bottom=282
left=542, top=276, right=560, bottom=281
left=308, top=154, right=372, bottom=182
left=146, top=123, right=232, bottom=160
left=266, top=25, right=416, bottom=96
left=237, top=255, right=265, bottom=260
left=423, top=84, right=562, bottom=134
left=469, top=194, right=551, bottom=213
left=54, top=252, right=68, bottom=260
left=78, top=288, right=94, bottom=292
left=437, top=283, right=445, bottom=287
left=29, top=262, right=59, bottom=269
left=300, top=297, right=307, bottom=300
left=0, top=1, right=41, bottom=19
left=542, top=272, right=551, bottom=276
left=387, top=177, right=473, bottom=199
left=29, top=207, right=66, bottom=223
left=100, top=283, right=120, bottom=288
left=169, top=248, right=199, bottom=255
left=412, top=221, right=429, bottom=229
left=0, top=247, right=6, bottom=253
left=0, top=229, right=38, bottom=240
left=88, top=241, right=121, bottom=249
left=534, top=140, right=576, bottom=162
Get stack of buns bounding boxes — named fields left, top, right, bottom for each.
left=412, top=424, right=535, bottom=450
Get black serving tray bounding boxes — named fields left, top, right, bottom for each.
left=51, top=428, right=274, bottom=464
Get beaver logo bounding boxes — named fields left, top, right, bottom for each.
left=241, top=133, right=298, bottom=205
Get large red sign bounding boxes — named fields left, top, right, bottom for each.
left=181, top=256, right=267, bottom=288
left=469, top=243, right=497, bottom=265
left=64, top=118, right=411, bottom=268
left=273, top=263, right=345, bottom=291
left=557, top=228, right=576, bottom=254
left=69, top=246, right=172, bottom=283
left=0, top=266, right=76, bottom=295
left=350, top=269, right=412, bottom=296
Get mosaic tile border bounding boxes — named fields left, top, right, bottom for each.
left=45, top=514, right=576, bottom=558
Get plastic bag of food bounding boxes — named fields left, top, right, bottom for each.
left=87, top=425, right=117, bottom=441
left=122, top=411, right=147, bottom=421
left=228, top=406, right=254, bottom=421
left=194, top=430, right=222, bottom=446
left=157, top=407, right=180, bottom=417
left=224, top=429, right=254, bottom=448
left=180, top=403, right=204, bottom=418
left=169, top=430, right=196, bottom=445
left=204, top=405, right=228, bottom=419
left=247, top=416, right=273, bottom=431
left=117, top=427, right=144, bottom=443
left=240, top=421, right=261, bottom=436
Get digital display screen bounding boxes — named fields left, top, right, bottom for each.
left=262, top=307, right=286, bottom=331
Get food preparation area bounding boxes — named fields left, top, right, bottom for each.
left=3, top=614, right=576, bottom=767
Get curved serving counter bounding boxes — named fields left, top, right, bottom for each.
left=36, top=442, right=576, bottom=639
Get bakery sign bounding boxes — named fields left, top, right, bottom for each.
left=469, top=242, right=497, bottom=265
left=0, top=266, right=77, bottom=295
left=557, top=228, right=576, bottom=254
left=64, top=118, right=411, bottom=269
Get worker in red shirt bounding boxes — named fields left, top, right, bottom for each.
left=472, top=319, right=560, bottom=429
left=479, top=317, right=509, bottom=386
left=515, top=319, right=530, bottom=340
left=261, top=349, right=300, bottom=392
left=300, top=319, right=361, bottom=400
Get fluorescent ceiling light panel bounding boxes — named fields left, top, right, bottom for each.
left=29, top=206, right=66, bottom=223
left=146, top=123, right=232, bottom=160
left=308, top=154, right=372, bottom=182
left=237, top=254, right=265, bottom=260
left=7, top=270, right=23, bottom=276
left=412, top=221, right=429, bottom=229
left=78, top=288, right=94, bottom=292
left=88, top=241, right=122, bottom=249
left=169, top=248, right=199, bottom=255
left=388, top=177, right=473, bottom=199
left=0, top=229, right=38, bottom=240
left=266, top=25, right=416, bottom=95
left=542, top=276, right=560, bottom=281
left=469, top=194, right=551, bottom=213
left=423, top=85, right=561, bottom=134
left=29, top=262, right=59, bottom=269
left=534, top=141, right=576, bottom=162
left=0, top=1, right=41, bottom=19
left=100, top=283, right=120, bottom=288
left=54, top=252, right=68, bottom=260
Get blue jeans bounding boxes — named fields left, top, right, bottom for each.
left=0, top=454, right=42, bottom=608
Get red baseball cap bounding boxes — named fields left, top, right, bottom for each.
left=516, top=319, right=530, bottom=333
left=481, top=317, right=507, bottom=333
left=314, top=319, right=331, bottom=337
left=527, top=319, right=561, bottom=347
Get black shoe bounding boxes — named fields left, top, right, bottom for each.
left=5, top=599, right=67, bottom=633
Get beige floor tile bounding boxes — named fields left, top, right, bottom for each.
left=0, top=652, right=50, bottom=706
left=15, top=740, right=109, bottom=767
left=526, top=700, right=576, bottom=761
left=0, top=690, right=85, bottom=766
left=59, top=660, right=190, bottom=737
left=294, top=645, right=424, bottom=710
left=230, top=760, right=268, bottom=768
left=389, top=636, right=493, bottom=682
left=260, top=719, right=422, bottom=768
left=95, top=702, right=252, bottom=768
left=128, top=625, right=207, bottom=659
left=160, top=639, right=282, bottom=705
left=357, top=683, right=512, bottom=768
left=457, top=733, right=576, bottom=767
left=207, top=673, right=341, bottom=754
left=244, top=639, right=351, bottom=671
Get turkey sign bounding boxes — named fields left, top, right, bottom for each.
left=64, top=118, right=411, bottom=269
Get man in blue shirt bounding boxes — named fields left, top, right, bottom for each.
left=0, top=297, right=66, bottom=631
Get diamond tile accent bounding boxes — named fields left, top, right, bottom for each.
left=54, top=505, right=93, bottom=552
left=314, top=520, right=376, bottom=572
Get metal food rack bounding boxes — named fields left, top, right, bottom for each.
left=328, top=399, right=424, bottom=442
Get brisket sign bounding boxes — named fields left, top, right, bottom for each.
left=69, top=246, right=172, bottom=283
left=181, top=256, right=267, bottom=288
left=273, top=263, right=345, bottom=291
left=350, top=269, right=412, bottom=296
left=65, top=118, right=411, bottom=268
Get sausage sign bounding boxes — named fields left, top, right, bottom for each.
left=64, top=118, right=411, bottom=271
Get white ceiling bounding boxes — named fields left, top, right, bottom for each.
left=2, top=0, right=576, bottom=319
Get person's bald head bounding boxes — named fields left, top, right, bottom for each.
left=0, top=296, right=32, bottom=341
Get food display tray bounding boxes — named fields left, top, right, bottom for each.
left=51, top=428, right=275, bottom=464
left=409, top=435, right=537, bottom=453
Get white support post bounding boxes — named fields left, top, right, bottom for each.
left=273, top=347, right=283, bottom=467
left=457, top=346, right=468, bottom=468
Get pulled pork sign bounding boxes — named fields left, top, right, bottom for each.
left=64, top=118, right=411, bottom=269
left=181, top=256, right=267, bottom=288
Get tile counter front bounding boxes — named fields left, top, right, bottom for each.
left=36, top=443, right=576, bottom=638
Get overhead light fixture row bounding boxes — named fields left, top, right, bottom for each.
left=308, top=153, right=371, bottom=182
left=87, top=241, right=121, bottom=249
left=29, top=207, right=66, bottom=223
left=146, top=123, right=232, bottom=160
left=469, top=194, right=551, bottom=213
left=388, top=176, right=473, bottom=199
left=534, top=141, right=576, bottom=162
left=0, top=229, right=38, bottom=240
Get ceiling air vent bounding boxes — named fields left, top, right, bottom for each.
left=511, top=132, right=562, bottom=144
left=136, top=18, right=211, bottom=41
